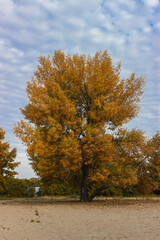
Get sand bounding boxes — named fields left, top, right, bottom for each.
left=0, top=198, right=160, bottom=240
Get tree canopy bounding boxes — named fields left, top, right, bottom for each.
left=14, top=49, right=146, bottom=201
left=0, top=127, right=19, bottom=192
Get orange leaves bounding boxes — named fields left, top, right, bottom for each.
left=110, top=165, right=138, bottom=188
left=34, top=141, right=48, bottom=156
left=14, top=120, right=35, bottom=145
left=147, top=131, right=160, bottom=180
left=82, top=126, right=114, bottom=166
left=90, top=168, right=110, bottom=183
left=93, top=99, right=101, bottom=108
left=24, top=77, right=76, bottom=128
left=113, top=128, right=146, bottom=172
left=59, top=136, right=82, bottom=171
left=110, top=128, right=159, bottom=191
left=23, top=49, right=145, bottom=130
left=103, top=101, right=119, bottom=120
left=0, top=127, right=19, bottom=192
left=47, top=125, right=61, bottom=142
left=14, top=49, right=146, bottom=193
left=0, top=127, right=5, bottom=141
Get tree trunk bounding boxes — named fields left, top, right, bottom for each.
left=88, top=184, right=113, bottom=202
left=80, top=165, right=89, bottom=202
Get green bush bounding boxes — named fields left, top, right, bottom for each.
left=0, top=178, right=36, bottom=197
left=38, top=182, right=80, bottom=197
left=102, top=187, right=123, bottom=197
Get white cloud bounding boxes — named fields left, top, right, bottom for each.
left=155, top=22, right=160, bottom=30
left=66, top=17, right=86, bottom=28
left=0, top=0, right=14, bottom=15
left=142, top=0, right=159, bottom=7
left=116, top=0, right=136, bottom=10
left=37, top=0, right=62, bottom=12
left=88, top=28, right=106, bottom=43
left=0, top=38, right=24, bottom=61
left=0, top=96, right=9, bottom=104
left=21, top=64, right=34, bottom=72
left=143, top=27, right=151, bottom=33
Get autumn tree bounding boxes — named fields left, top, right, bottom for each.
left=114, top=129, right=160, bottom=195
left=14, top=50, right=145, bottom=201
left=112, top=129, right=148, bottom=194
left=137, top=131, right=160, bottom=194
left=0, top=127, right=19, bottom=192
left=147, top=131, right=160, bottom=186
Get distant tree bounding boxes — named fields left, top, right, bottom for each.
left=147, top=131, right=160, bottom=181
left=137, top=131, right=160, bottom=194
left=116, top=129, right=160, bottom=195
left=2, top=178, right=36, bottom=197
left=14, top=50, right=145, bottom=201
left=0, top=127, right=19, bottom=192
left=109, top=129, right=145, bottom=187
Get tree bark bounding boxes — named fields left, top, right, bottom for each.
left=88, top=184, right=113, bottom=202
left=80, top=162, right=113, bottom=202
left=80, top=165, right=90, bottom=202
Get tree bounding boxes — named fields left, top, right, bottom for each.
left=141, top=131, right=160, bottom=194
left=113, top=128, right=150, bottom=195
left=14, top=50, right=145, bottom=201
left=0, top=127, right=19, bottom=192
left=115, top=129, right=160, bottom=195
left=147, top=131, right=160, bottom=180
left=3, top=178, right=35, bottom=197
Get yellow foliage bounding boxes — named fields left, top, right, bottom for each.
left=0, top=127, right=19, bottom=192
left=13, top=50, right=146, bottom=197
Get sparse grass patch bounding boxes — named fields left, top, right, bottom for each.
left=30, top=209, right=41, bottom=223
left=35, top=209, right=39, bottom=216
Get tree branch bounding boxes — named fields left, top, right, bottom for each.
left=132, top=160, right=143, bottom=169
left=88, top=184, right=113, bottom=202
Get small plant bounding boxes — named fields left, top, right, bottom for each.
left=35, top=209, right=39, bottom=216
left=31, top=209, right=41, bottom=223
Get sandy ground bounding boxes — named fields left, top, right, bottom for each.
left=0, top=198, right=160, bottom=240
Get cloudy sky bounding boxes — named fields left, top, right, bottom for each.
left=0, top=0, right=160, bottom=178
